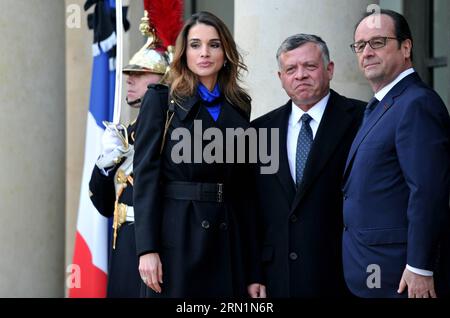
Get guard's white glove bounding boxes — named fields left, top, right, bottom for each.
left=101, top=127, right=124, bottom=154
left=96, top=147, right=132, bottom=170
left=96, top=127, right=132, bottom=171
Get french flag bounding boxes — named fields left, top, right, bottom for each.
left=69, top=0, right=126, bottom=297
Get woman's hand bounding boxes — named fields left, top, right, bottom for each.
left=139, top=253, right=163, bottom=293
left=248, top=283, right=267, bottom=298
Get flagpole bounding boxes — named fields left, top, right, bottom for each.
left=113, top=0, right=123, bottom=124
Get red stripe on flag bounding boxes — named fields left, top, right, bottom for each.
left=69, top=231, right=107, bottom=298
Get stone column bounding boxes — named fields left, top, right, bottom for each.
left=0, top=0, right=65, bottom=297
left=235, top=0, right=377, bottom=118
left=65, top=0, right=91, bottom=295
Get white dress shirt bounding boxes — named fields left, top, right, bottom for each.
left=374, top=68, right=415, bottom=100
left=370, top=68, right=432, bottom=277
left=287, top=93, right=330, bottom=183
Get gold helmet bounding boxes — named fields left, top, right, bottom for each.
left=122, top=0, right=183, bottom=76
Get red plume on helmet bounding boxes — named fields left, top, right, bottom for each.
left=144, top=0, right=184, bottom=50
left=122, top=0, right=183, bottom=75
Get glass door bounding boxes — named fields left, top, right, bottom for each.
left=431, top=0, right=449, bottom=109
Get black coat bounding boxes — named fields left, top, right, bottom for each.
left=89, top=123, right=141, bottom=298
left=133, top=84, right=255, bottom=298
left=251, top=90, right=364, bottom=297
left=436, top=217, right=450, bottom=297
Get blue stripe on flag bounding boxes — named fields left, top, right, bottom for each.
left=89, top=52, right=115, bottom=128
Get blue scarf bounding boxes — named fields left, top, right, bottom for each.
left=197, top=82, right=222, bottom=121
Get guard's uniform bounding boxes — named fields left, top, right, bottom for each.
left=89, top=123, right=140, bottom=298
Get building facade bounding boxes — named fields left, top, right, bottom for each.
left=0, top=0, right=447, bottom=296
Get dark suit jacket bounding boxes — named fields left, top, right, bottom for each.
left=251, top=89, right=364, bottom=297
left=342, top=72, right=450, bottom=297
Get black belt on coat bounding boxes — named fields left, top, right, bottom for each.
left=164, top=181, right=225, bottom=203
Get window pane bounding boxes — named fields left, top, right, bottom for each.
left=433, top=0, right=450, bottom=108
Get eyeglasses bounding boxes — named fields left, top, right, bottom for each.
left=349, top=36, right=398, bottom=53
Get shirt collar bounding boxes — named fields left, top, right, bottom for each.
left=374, top=68, right=415, bottom=101
left=289, top=92, right=330, bottom=127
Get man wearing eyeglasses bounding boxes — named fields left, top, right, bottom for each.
left=342, top=9, right=450, bottom=298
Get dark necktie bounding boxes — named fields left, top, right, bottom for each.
left=361, top=97, right=379, bottom=127
left=295, top=114, right=313, bottom=186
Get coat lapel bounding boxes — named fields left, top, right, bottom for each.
left=173, top=94, right=201, bottom=122
left=290, top=90, right=356, bottom=213
left=343, top=73, right=420, bottom=179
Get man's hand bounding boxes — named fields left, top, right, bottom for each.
left=398, top=267, right=436, bottom=298
left=248, top=283, right=267, bottom=298
left=139, top=253, right=163, bottom=294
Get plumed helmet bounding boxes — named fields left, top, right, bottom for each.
left=122, top=0, right=183, bottom=76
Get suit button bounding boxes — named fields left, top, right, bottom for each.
left=219, top=222, right=228, bottom=231
left=201, top=220, right=210, bottom=229
left=290, top=215, right=298, bottom=223
left=289, top=252, right=298, bottom=261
